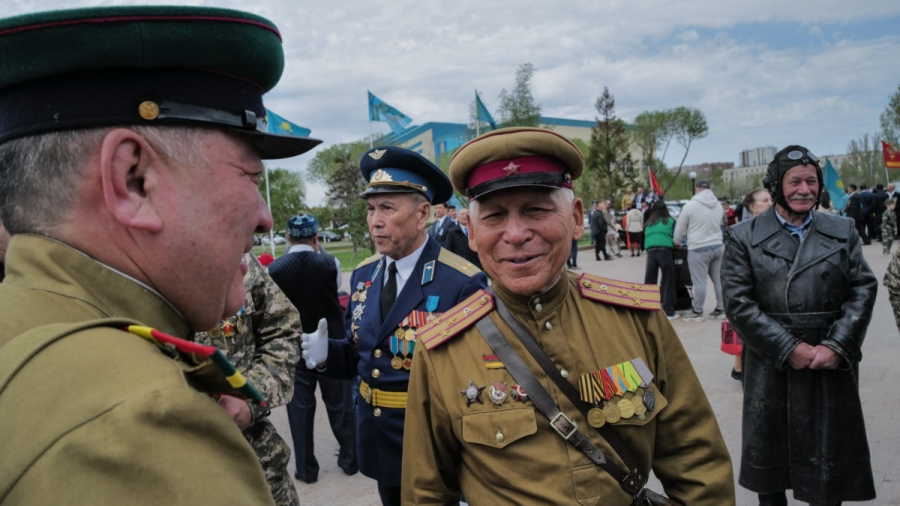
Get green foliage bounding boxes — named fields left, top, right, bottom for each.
left=631, top=107, right=708, bottom=196
left=881, top=84, right=900, bottom=147
left=709, top=169, right=758, bottom=201
left=632, top=110, right=673, bottom=170
left=305, top=140, right=374, bottom=257
left=258, top=167, right=305, bottom=233
left=584, top=87, right=637, bottom=204
left=842, top=133, right=884, bottom=185
left=496, top=63, right=542, bottom=128
left=305, top=205, right=334, bottom=228
left=661, top=106, right=709, bottom=195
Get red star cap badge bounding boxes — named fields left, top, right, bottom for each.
left=501, top=161, right=521, bottom=176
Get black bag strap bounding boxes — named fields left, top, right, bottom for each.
left=476, top=290, right=646, bottom=496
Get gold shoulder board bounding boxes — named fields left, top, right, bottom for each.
left=355, top=253, right=383, bottom=269
left=578, top=274, right=661, bottom=311
left=419, top=289, right=494, bottom=350
left=438, top=249, right=481, bottom=277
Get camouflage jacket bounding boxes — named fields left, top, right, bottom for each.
left=883, top=210, right=897, bottom=232
left=195, top=253, right=301, bottom=424
left=884, top=248, right=900, bottom=333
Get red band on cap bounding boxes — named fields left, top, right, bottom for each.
left=466, top=156, right=571, bottom=190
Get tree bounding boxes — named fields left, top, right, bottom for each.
left=632, top=110, right=673, bottom=172
left=258, top=167, right=305, bottom=233
left=881, top=84, right=900, bottom=147
left=496, top=63, right=542, bottom=128
left=841, top=133, right=883, bottom=186
left=660, top=106, right=709, bottom=195
left=585, top=87, right=637, bottom=204
left=306, top=140, right=373, bottom=257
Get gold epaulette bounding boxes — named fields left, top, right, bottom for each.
left=419, top=289, right=494, bottom=350
left=578, top=274, right=661, bottom=311
left=355, top=253, right=382, bottom=269
left=438, top=248, right=481, bottom=277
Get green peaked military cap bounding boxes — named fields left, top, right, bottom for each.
left=0, top=5, right=321, bottom=159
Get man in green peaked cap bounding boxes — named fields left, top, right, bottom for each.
left=0, top=6, right=321, bottom=505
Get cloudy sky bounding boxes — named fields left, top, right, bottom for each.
left=4, top=0, right=899, bottom=204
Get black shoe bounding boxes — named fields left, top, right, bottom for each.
left=604, top=256, right=613, bottom=261
left=615, top=253, right=622, bottom=258
left=731, top=368, right=742, bottom=382
left=340, top=465, right=359, bottom=477
left=636, top=252, right=641, bottom=257
left=294, top=472, right=318, bottom=484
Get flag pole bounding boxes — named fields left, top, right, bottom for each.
left=369, top=119, right=374, bottom=149
left=475, top=89, right=480, bottom=137
left=263, top=162, right=275, bottom=256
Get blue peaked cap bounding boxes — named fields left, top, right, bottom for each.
left=287, top=214, right=318, bottom=238
left=359, top=146, right=452, bottom=204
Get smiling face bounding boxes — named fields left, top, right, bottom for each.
left=158, top=130, right=272, bottom=330
left=781, top=164, right=819, bottom=214
left=367, top=193, right=429, bottom=260
left=469, top=187, right=583, bottom=295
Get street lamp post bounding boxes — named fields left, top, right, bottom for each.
left=689, top=171, right=697, bottom=195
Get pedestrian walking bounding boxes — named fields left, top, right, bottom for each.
left=625, top=202, right=644, bottom=257
left=673, top=180, right=726, bottom=322
left=883, top=198, right=897, bottom=255
left=643, top=200, right=678, bottom=319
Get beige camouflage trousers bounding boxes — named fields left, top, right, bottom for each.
left=245, top=418, right=298, bottom=506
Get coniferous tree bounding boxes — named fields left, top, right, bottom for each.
left=585, top=87, right=636, bottom=205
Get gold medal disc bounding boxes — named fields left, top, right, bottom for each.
left=603, top=401, right=621, bottom=424
left=405, top=328, right=416, bottom=341
left=351, top=293, right=360, bottom=302
left=395, top=328, right=405, bottom=339
left=359, top=292, right=367, bottom=302
left=391, top=357, right=403, bottom=370
left=618, top=398, right=635, bottom=419
left=632, top=395, right=647, bottom=416
left=587, top=407, right=607, bottom=428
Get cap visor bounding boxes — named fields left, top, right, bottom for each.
left=235, top=129, right=322, bottom=159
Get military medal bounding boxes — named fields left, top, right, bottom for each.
left=236, top=319, right=246, bottom=334
left=402, top=357, right=413, bottom=370
left=391, top=357, right=403, bottom=370
left=352, top=304, right=365, bottom=321
left=643, top=389, right=656, bottom=411
left=359, top=291, right=367, bottom=302
left=632, top=391, right=647, bottom=416
left=603, top=400, right=621, bottom=423
left=390, top=335, right=403, bottom=370
left=588, top=407, right=607, bottom=428
left=489, top=382, right=508, bottom=405
left=351, top=292, right=360, bottom=302
left=461, top=379, right=485, bottom=406
left=222, top=321, right=234, bottom=338
left=395, top=328, right=405, bottom=339
left=617, top=397, right=635, bottom=419
left=209, top=327, right=223, bottom=339
left=511, top=384, right=528, bottom=403
left=426, top=295, right=439, bottom=323
left=405, top=328, right=416, bottom=341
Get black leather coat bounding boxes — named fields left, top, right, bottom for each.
left=722, top=207, right=877, bottom=503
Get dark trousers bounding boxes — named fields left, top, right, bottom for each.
left=568, top=239, right=579, bottom=267
left=378, top=483, right=401, bottom=506
left=286, top=367, right=358, bottom=481
left=644, top=248, right=676, bottom=316
left=855, top=217, right=870, bottom=244
left=593, top=234, right=609, bottom=259
left=864, top=215, right=876, bottom=242
left=759, top=491, right=841, bottom=506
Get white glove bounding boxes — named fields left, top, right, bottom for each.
left=301, top=318, right=329, bottom=370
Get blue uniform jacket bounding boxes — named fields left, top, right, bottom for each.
left=325, top=236, right=486, bottom=486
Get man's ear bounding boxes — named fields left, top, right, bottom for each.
left=417, top=201, right=431, bottom=230
left=99, top=128, right=164, bottom=233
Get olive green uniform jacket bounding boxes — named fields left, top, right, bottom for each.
left=195, top=253, right=301, bottom=506
left=402, top=271, right=734, bottom=505
left=0, top=235, right=274, bottom=505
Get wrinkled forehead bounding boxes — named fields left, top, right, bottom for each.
left=782, top=164, right=819, bottom=180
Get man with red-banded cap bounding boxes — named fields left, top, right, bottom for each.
left=401, top=127, right=734, bottom=505
left=0, top=6, right=319, bottom=505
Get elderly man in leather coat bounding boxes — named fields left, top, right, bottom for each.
left=722, top=145, right=877, bottom=506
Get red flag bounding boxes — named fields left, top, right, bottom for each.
left=883, top=141, right=900, bottom=169
left=648, top=166, right=662, bottom=194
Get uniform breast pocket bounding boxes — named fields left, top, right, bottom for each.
left=462, top=407, right=537, bottom=449
left=610, top=383, right=668, bottom=427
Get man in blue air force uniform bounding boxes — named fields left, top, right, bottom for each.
left=300, top=146, right=487, bottom=505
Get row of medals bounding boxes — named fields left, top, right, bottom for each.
left=391, top=326, right=416, bottom=370
left=586, top=387, right=656, bottom=427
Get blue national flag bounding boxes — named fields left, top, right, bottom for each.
left=368, top=91, right=412, bottom=134
left=476, top=92, right=497, bottom=130
left=823, top=157, right=848, bottom=211
left=266, top=109, right=311, bottom=137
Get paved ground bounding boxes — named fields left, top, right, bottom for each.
left=268, top=241, right=900, bottom=505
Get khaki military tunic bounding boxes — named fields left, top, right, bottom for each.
left=195, top=253, right=301, bottom=506
left=0, top=235, right=274, bottom=505
left=402, top=270, right=734, bottom=505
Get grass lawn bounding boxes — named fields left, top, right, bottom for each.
left=252, top=240, right=374, bottom=272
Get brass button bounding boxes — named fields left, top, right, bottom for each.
left=495, top=431, right=505, bottom=443
left=374, top=408, right=382, bottom=417
left=372, top=369, right=381, bottom=378
left=545, top=321, right=552, bottom=331
left=560, top=369, right=569, bottom=379
left=374, top=349, right=383, bottom=358
left=138, top=100, right=160, bottom=120
left=534, top=303, right=543, bottom=313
